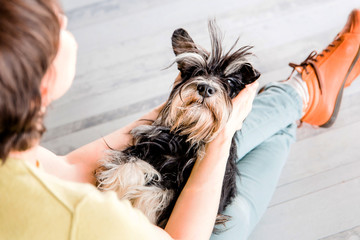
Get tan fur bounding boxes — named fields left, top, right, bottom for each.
left=96, top=151, right=174, bottom=224
left=160, top=77, right=232, bottom=144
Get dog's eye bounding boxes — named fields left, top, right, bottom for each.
left=225, top=77, right=245, bottom=99
left=227, top=78, right=237, bottom=86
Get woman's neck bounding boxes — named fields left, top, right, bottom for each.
left=9, top=145, right=41, bottom=166
left=9, top=144, right=64, bottom=172
left=9, top=145, right=95, bottom=184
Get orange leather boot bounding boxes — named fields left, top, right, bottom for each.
left=289, top=9, right=360, bottom=127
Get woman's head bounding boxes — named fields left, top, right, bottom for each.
left=0, top=0, right=77, bottom=162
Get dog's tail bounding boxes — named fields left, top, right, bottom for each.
left=96, top=150, right=174, bottom=224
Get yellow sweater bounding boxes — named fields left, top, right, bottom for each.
left=0, top=158, right=154, bottom=240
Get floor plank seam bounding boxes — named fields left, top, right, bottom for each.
left=319, top=225, right=360, bottom=239
left=269, top=174, right=360, bottom=208
left=277, top=159, right=360, bottom=188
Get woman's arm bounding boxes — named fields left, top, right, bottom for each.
left=165, top=132, right=232, bottom=239
left=64, top=103, right=164, bottom=184
left=64, top=74, right=182, bottom=184
left=165, top=81, right=259, bottom=239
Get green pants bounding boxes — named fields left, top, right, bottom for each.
left=211, top=83, right=302, bottom=240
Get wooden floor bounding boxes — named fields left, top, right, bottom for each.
left=44, top=0, right=360, bottom=239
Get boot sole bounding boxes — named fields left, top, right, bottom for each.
left=320, top=44, right=360, bottom=128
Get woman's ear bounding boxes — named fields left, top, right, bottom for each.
left=40, top=77, right=51, bottom=107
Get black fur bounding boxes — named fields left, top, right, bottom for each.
left=121, top=126, right=239, bottom=228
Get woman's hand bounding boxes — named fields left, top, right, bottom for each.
left=222, top=81, right=259, bottom=138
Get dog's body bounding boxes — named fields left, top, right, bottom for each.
left=96, top=21, right=260, bottom=229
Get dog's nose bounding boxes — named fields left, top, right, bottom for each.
left=197, top=84, right=216, bottom=98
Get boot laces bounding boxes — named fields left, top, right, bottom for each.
left=288, top=37, right=342, bottom=93
left=317, top=37, right=342, bottom=58
left=289, top=37, right=342, bottom=74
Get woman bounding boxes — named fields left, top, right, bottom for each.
left=0, top=0, right=257, bottom=239
left=0, top=0, right=359, bottom=239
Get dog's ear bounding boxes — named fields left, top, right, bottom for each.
left=239, top=63, right=261, bottom=84
left=172, top=28, right=197, bottom=56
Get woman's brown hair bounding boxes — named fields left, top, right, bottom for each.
left=0, top=0, right=61, bottom=162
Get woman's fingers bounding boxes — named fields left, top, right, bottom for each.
left=233, top=81, right=258, bottom=114
left=227, top=81, right=259, bottom=132
left=233, top=81, right=259, bottom=104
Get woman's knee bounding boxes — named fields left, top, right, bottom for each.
left=210, top=196, right=254, bottom=240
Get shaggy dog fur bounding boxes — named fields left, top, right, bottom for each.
left=96, top=20, right=260, bottom=230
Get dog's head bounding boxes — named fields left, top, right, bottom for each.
left=158, top=20, right=260, bottom=144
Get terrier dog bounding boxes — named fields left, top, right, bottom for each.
left=96, top=20, right=260, bottom=229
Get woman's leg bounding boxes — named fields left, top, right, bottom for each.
left=211, top=82, right=302, bottom=240
left=211, top=9, right=360, bottom=238
left=235, top=82, right=302, bottom=161
left=211, top=123, right=297, bottom=240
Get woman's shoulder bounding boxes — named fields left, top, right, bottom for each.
left=1, top=158, right=164, bottom=239
left=21, top=157, right=100, bottom=211
left=26, top=160, right=161, bottom=238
